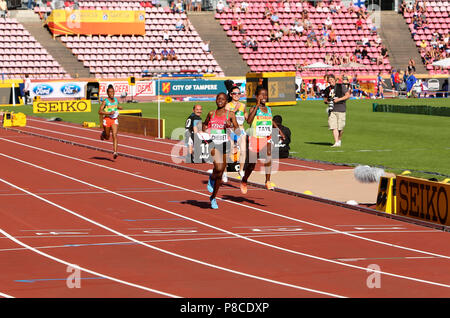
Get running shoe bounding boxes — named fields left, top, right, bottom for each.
left=207, top=176, right=215, bottom=193
left=240, top=182, right=248, bottom=194
left=222, top=172, right=228, bottom=183
left=113, top=152, right=118, bottom=159
left=265, top=181, right=274, bottom=190
left=210, top=196, right=218, bottom=209
left=239, top=170, right=245, bottom=178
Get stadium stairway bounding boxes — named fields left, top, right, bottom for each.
left=11, top=10, right=91, bottom=79
left=378, top=11, right=426, bottom=73
left=187, top=11, right=250, bottom=77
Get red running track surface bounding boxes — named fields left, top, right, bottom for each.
left=0, top=123, right=449, bottom=298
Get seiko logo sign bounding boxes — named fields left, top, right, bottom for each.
left=61, top=84, right=81, bottom=96
left=33, top=84, right=54, bottom=96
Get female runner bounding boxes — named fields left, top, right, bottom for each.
left=225, top=80, right=248, bottom=178
left=203, top=92, right=240, bottom=209
left=240, top=86, right=285, bottom=194
left=99, top=84, right=122, bottom=159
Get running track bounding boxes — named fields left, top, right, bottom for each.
left=0, top=117, right=449, bottom=298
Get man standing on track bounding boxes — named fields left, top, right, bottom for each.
left=99, top=84, right=122, bottom=159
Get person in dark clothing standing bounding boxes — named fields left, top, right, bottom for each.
left=272, top=115, right=291, bottom=159
left=185, top=104, right=203, bottom=163
left=323, top=74, right=351, bottom=147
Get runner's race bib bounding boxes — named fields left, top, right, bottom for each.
left=255, top=120, right=272, bottom=137
left=210, top=129, right=228, bottom=144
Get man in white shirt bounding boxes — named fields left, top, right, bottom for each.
left=23, top=74, right=32, bottom=105
left=216, top=0, right=225, bottom=13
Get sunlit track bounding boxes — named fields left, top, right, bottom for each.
left=1, top=137, right=449, bottom=261
left=0, top=228, right=181, bottom=298
left=0, top=177, right=347, bottom=298
left=1, top=151, right=450, bottom=291
left=23, top=118, right=330, bottom=171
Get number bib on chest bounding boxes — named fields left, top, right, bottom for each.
left=255, top=120, right=272, bottom=137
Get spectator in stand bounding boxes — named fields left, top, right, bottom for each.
left=149, top=48, right=158, bottom=61
left=184, top=18, right=194, bottom=33
left=270, top=12, right=280, bottom=27
left=324, top=16, right=333, bottom=30
left=242, top=35, right=251, bottom=48
left=175, top=18, right=185, bottom=31
left=361, top=46, right=369, bottom=60
left=274, top=28, right=283, bottom=42
left=249, top=36, right=258, bottom=51
left=168, top=48, right=178, bottom=61
left=160, top=48, right=169, bottom=61
left=354, top=46, right=362, bottom=60
left=306, top=30, right=316, bottom=47
left=230, top=16, right=239, bottom=31
left=163, top=30, right=172, bottom=43
left=175, top=0, right=184, bottom=13
left=380, top=45, right=389, bottom=59
left=237, top=18, right=245, bottom=34
left=241, top=0, right=249, bottom=13
left=201, top=40, right=211, bottom=53
left=329, top=28, right=337, bottom=45
left=216, top=0, right=225, bottom=13
left=0, top=0, right=8, bottom=18
left=355, top=17, right=363, bottom=31
left=152, top=0, right=161, bottom=7
left=23, top=74, right=31, bottom=105
left=269, top=29, right=277, bottom=42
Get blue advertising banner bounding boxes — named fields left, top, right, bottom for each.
left=159, top=79, right=245, bottom=96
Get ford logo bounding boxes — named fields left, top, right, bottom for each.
left=33, top=84, right=53, bottom=96
left=61, top=84, right=81, bottom=95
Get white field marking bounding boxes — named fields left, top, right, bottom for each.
left=22, top=125, right=178, bottom=159
left=354, top=227, right=406, bottom=231
left=0, top=177, right=346, bottom=298
left=337, top=256, right=437, bottom=262
left=27, top=118, right=177, bottom=146
left=1, top=155, right=450, bottom=290
left=0, top=230, right=439, bottom=255
left=0, top=227, right=180, bottom=298
left=0, top=229, right=438, bottom=242
left=23, top=120, right=323, bottom=171
left=2, top=137, right=449, bottom=261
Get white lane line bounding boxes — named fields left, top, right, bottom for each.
left=23, top=120, right=324, bottom=171
left=0, top=175, right=345, bottom=298
left=21, top=125, right=178, bottom=159
left=2, top=137, right=449, bottom=262
left=1, top=153, right=450, bottom=290
left=0, top=291, right=14, bottom=298
left=27, top=118, right=177, bottom=146
left=0, top=230, right=439, bottom=255
left=0, top=227, right=180, bottom=297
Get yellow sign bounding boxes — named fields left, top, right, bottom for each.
left=33, top=100, right=92, bottom=113
left=396, top=176, right=450, bottom=226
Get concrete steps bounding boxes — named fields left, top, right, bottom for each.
left=187, top=12, right=250, bottom=77
left=378, top=11, right=426, bottom=73
left=12, top=10, right=91, bottom=78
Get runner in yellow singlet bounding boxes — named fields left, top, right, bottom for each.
left=225, top=82, right=248, bottom=178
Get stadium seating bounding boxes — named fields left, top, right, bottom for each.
left=402, top=0, right=449, bottom=74
left=35, top=2, right=225, bottom=78
left=0, top=17, right=70, bottom=80
left=215, top=0, right=392, bottom=76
